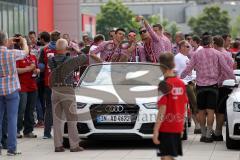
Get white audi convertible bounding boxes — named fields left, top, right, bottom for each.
left=62, top=62, right=188, bottom=146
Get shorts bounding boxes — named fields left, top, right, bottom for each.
left=217, top=87, right=232, bottom=114
left=196, top=84, right=218, bottom=110
left=156, top=132, right=183, bottom=157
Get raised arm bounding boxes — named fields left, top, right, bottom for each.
left=136, top=16, right=160, bottom=42
left=12, top=37, right=29, bottom=60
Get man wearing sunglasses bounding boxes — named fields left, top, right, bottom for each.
left=126, top=30, right=146, bottom=62
left=174, top=40, right=201, bottom=135
left=136, top=16, right=165, bottom=63
left=90, top=28, right=128, bottom=63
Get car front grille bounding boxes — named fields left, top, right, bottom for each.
left=90, top=104, right=139, bottom=129
left=139, top=123, right=154, bottom=134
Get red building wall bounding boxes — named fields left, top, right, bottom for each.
left=82, top=14, right=96, bottom=38
left=38, top=0, right=54, bottom=32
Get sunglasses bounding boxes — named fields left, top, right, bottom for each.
left=139, top=30, right=147, bottom=35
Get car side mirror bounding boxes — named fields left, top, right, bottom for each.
left=223, top=79, right=237, bottom=87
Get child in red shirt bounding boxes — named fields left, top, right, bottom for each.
left=153, top=53, right=188, bottom=160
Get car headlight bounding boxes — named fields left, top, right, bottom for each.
left=76, top=102, right=87, bottom=109
left=233, top=102, right=240, bottom=112
left=143, top=102, right=157, bottom=109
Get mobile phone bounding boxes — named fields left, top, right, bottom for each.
left=14, top=38, right=20, bottom=43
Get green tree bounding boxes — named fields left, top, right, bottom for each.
left=231, top=15, right=240, bottom=39
left=147, top=15, right=179, bottom=40
left=188, top=5, right=231, bottom=36
left=96, top=0, right=138, bottom=39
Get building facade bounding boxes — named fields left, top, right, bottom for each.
left=0, top=0, right=95, bottom=41
left=0, top=0, right=38, bottom=36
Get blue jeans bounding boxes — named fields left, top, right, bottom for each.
left=44, top=87, right=52, bottom=137
left=17, top=91, right=37, bottom=134
left=36, top=81, right=45, bottom=121
left=1, top=108, right=7, bottom=148
left=0, top=91, right=19, bottom=152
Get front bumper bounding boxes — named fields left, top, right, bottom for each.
left=63, top=104, right=158, bottom=139
left=227, top=107, right=240, bottom=140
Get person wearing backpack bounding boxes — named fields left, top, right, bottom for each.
left=48, top=39, right=87, bottom=152
left=39, top=31, right=61, bottom=139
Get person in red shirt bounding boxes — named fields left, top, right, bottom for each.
left=153, top=53, right=188, bottom=160
left=16, top=41, right=40, bottom=138
left=38, top=31, right=61, bottom=139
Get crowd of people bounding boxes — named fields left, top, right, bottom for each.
left=0, top=15, right=240, bottom=159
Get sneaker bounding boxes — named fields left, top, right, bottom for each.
left=2, top=141, right=7, bottom=149
left=35, top=121, right=44, bottom=128
left=212, top=133, right=223, bottom=141
left=43, top=135, right=52, bottom=139
left=194, top=129, right=201, bottom=134
left=17, top=133, right=23, bottom=139
left=204, top=137, right=214, bottom=143
left=2, top=144, right=7, bottom=150
left=24, top=133, right=37, bottom=138
left=55, top=146, right=65, bottom=152
left=7, top=150, right=21, bottom=156
left=70, top=146, right=84, bottom=152
left=200, top=136, right=206, bottom=142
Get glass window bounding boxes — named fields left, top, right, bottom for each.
left=28, top=0, right=34, bottom=31
left=2, top=3, right=8, bottom=34
left=8, top=3, right=14, bottom=37
left=19, top=4, right=24, bottom=34
left=33, top=0, right=37, bottom=32
left=0, top=2, right=2, bottom=30
left=14, top=4, right=19, bottom=34
left=24, top=3, right=29, bottom=35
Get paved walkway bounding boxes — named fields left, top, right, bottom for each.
left=1, top=127, right=240, bottom=160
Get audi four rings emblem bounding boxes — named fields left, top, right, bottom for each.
left=105, top=105, right=124, bottom=113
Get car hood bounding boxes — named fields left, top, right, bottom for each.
left=75, top=85, right=160, bottom=104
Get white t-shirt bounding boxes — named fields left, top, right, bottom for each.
left=174, top=53, right=195, bottom=83
left=89, top=45, right=101, bottom=64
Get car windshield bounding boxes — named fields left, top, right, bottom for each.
left=80, top=63, right=163, bottom=86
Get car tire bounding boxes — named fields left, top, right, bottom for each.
left=226, top=118, right=240, bottom=149
left=63, top=137, right=70, bottom=148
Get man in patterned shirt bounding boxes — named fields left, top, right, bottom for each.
left=90, top=28, right=128, bottom=63
left=136, top=16, right=165, bottom=63
left=152, top=24, right=172, bottom=53
left=0, top=31, right=29, bottom=156
left=212, top=36, right=234, bottom=141
left=126, top=30, right=146, bottom=62
left=181, top=35, right=235, bottom=143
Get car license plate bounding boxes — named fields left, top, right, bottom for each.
left=97, top=115, right=131, bottom=123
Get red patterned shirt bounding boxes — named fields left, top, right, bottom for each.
left=181, top=47, right=235, bottom=86
left=218, top=48, right=234, bottom=86
left=90, top=41, right=128, bottom=62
